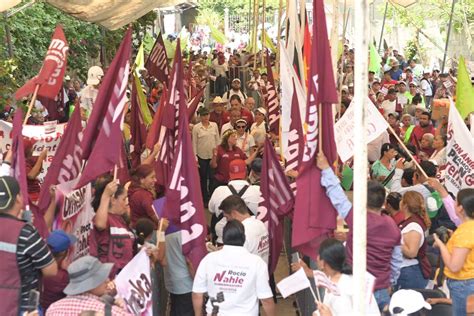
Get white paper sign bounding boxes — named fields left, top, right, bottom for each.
left=115, top=249, right=153, bottom=316
left=444, top=101, right=474, bottom=195
left=0, top=121, right=65, bottom=182
left=334, top=98, right=389, bottom=162
left=276, top=268, right=311, bottom=298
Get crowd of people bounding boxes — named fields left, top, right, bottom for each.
left=0, top=29, right=473, bottom=316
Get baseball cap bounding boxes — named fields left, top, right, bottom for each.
left=197, top=107, right=210, bottom=116
left=0, top=177, right=20, bottom=211
left=232, top=78, right=241, bottom=83
left=256, top=108, right=267, bottom=116
left=389, top=289, right=431, bottom=315
left=86, top=66, right=104, bottom=85
left=47, top=230, right=77, bottom=254
left=229, top=159, right=247, bottom=180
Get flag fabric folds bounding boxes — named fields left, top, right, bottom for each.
left=11, top=108, right=29, bottom=209
left=258, top=137, right=294, bottom=274
left=163, top=44, right=207, bottom=270
left=455, top=56, right=474, bottom=119
left=76, top=28, right=132, bottom=188
left=15, top=25, right=69, bottom=100
left=265, top=51, right=280, bottom=135
left=369, top=42, right=382, bottom=74
left=145, top=32, right=170, bottom=85
left=130, top=76, right=148, bottom=169
left=284, top=79, right=305, bottom=175
left=292, top=0, right=339, bottom=260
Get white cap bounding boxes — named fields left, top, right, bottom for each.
left=390, top=290, right=431, bottom=315
left=256, top=107, right=267, bottom=115
left=87, top=66, right=104, bottom=85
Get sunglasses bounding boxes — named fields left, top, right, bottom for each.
left=236, top=125, right=246, bottom=129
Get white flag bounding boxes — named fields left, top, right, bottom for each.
left=444, top=100, right=474, bottom=195
left=276, top=268, right=312, bottom=298
left=115, top=249, right=153, bottom=316
left=334, top=98, right=389, bottom=162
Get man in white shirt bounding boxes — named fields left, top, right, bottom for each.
left=381, top=88, right=398, bottom=118
left=222, top=79, right=247, bottom=107
left=420, top=70, right=433, bottom=108
left=192, top=220, right=275, bottom=316
left=208, top=159, right=262, bottom=245
left=80, top=66, right=103, bottom=118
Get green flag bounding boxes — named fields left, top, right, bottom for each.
left=209, top=24, right=226, bottom=45
left=134, top=42, right=145, bottom=74
left=341, top=165, right=354, bottom=191
left=142, top=33, right=155, bottom=54
left=163, top=38, right=176, bottom=62
left=262, top=29, right=276, bottom=53
left=369, top=43, right=382, bottom=74
left=133, top=73, right=153, bottom=126
left=455, top=56, right=474, bottom=119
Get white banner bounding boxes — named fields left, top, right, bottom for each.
left=54, top=180, right=94, bottom=260
left=115, top=249, right=153, bottom=316
left=334, top=98, right=389, bottom=162
left=445, top=102, right=474, bottom=195
left=0, top=120, right=65, bottom=182
left=276, top=268, right=311, bottom=298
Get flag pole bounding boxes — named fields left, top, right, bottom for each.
left=386, top=125, right=429, bottom=179
left=23, top=84, right=40, bottom=125
left=253, top=0, right=259, bottom=70
left=276, top=0, right=283, bottom=76
left=353, top=0, right=369, bottom=313
left=155, top=218, right=165, bottom=248
left=113, top=165, right=118, bottom=181
left=261, top=0, right=266, bottom=68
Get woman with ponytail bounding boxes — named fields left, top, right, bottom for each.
left=292, top=238, right=380, bottom=315
left=396, top=191, right=431, bottom=290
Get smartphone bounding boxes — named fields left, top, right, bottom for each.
left=25, top=289, right=39, bottom=312
left=291, top=252, right=300, bottom=264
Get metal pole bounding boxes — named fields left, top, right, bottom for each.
left=441, top=0, right=456, bottom=73
left=353, top=0, right=369, bottom=313
left=377, top=2, right=388, bottom=52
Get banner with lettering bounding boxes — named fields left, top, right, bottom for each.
left=0, top=120, right=65, bottom=182
left=334, top=98, right=389, bottom=162
left=445, top=102, right=474, bottom=195
left=115, top=249, right=153, bottom=316
left=54, top=180, right=94, bottom=260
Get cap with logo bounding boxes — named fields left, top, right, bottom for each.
left=229, top=159, right=247, bottom=180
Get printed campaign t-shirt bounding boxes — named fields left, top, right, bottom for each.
left=242, top=216, right=270, bottom=265
left=193, top=245, right=273, bottom=315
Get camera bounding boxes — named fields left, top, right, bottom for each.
left=210, top=291, right=225, bottom=315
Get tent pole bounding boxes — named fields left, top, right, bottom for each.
left=353, top=0, right=369, bottom=313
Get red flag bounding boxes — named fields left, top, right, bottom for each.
left=292, top=0, right=339, bottom=260
left=145, top=32, right=170, bottom=85
left=130, top=78, right=148, bottom=169
left=163, top=47, right=207, bottom=270
left=265, top=51, right=280, bottom=135
left=76, top=29, right=132, bottom=188
left=187, top=87, right=205, bottom=121
left=258, top=137, right=294, bottom=273
left=11, top=108, right=29, bottom=209
left=37, top=102, right=83, bottom=213
left=285, top=79, right=305, bottom=174
left=16, top=26, right=69, bottom=100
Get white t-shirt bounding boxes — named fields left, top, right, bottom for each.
left=236, top=133, right=255, bottom=156
left=192, top=245, right=273, bottom=316
left=242, top=216, right=269, bottom=265
left=420, top=79, right=433, bottom=97
left=322, top=274, right=380, bottom=316
left=80, top=85, right=99, bottom=114
left=401, top=222, right=425, bottom=268
left=381, top=100, right=396, bottom=118
left=209, top=180, right=262, bottom=243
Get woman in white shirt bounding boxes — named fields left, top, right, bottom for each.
left=396, top=191, right=431, bottom=290
left=429, top=134, right=447, bottom=167
left=293, top=238, right=380, bottom=316
left=250, top=107, right=267, bottom=137
left=235, top=119, right=256, bottom=156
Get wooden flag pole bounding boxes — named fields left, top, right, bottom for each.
left=253, top=0, right=259, bottom=70
left=113, top=165, right=118, bottom=181
left=275, top=0, right=284, bottom=76
left=23, top=84, right=41, bottom=125
left=318, top=106, right=323, bottom=154
left=155, top=218, right=164, bottom=248
left=261, top=0, right=266, bottom=68
left=386, top=125, right=429, bottom=179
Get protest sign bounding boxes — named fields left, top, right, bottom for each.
left=54, top=181, right=94, bottom=260
left=115, top=249, right=153, bottom=316
left=334, top=98, right=389, bottom=162
left=0, top=120, right=65, bottom=182
left=444, top=102, right=474, bottom=195
left=276, top=268, right=312, bottom=298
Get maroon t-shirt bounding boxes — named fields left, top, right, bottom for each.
left=214, top=146, right=247, bottom=184
left=345, top=209, right=401, bottom=290
left=411, top=125, right=435, bottom=148
left=210, top=111, right=230, bottom=132
left=41, top=268, right=68, bottom=310
left=240, top=108, right=254, bottom=127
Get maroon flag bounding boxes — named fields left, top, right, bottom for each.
left=37, top=88, right=65, bottom=122
left=258, top=137, right=294, bottom=273
left=16, top=26, right=69, bottom=100
left=292, top=0, right=339, bottom=260
left=76, top=29, right=132, bottom=188
left=187, top=87, right=205, bottom=121
left=11, top=108, right=29, bottom=210
left=163, top=48, right=207, bottom=270
left=145, top=32, right=170, bottom=85
left=37, top=102, right=83, bottom=213
left=130, top=79, right=148, bottom=169
left=284, top=79, right=305, bottom=175
left=265, top=51, right=280, bottom=135
left=146, top=86, right=168, bottom=150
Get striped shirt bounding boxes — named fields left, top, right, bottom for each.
left=17, top=223, right=55, bottom=308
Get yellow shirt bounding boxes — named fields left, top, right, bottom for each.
left=444, top=220, right=474, bottom=280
